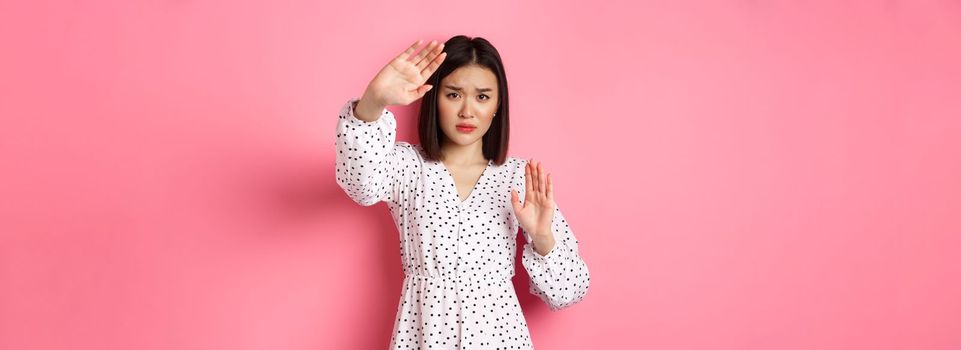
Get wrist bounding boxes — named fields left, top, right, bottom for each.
left=532, top=234, right=556, bottom=256
left=354, top=95, right=387, bottom=122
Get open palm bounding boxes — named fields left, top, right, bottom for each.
left=511, top=159, right=556, bottom=239
left=364, top=39, right=447, bottom=107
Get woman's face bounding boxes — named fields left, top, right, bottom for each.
left=437, top=64, right=499, bottom=149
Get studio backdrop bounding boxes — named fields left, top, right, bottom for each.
left=1, top=1, right=959, bottom=349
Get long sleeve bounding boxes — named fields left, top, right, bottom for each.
left=512, top=160, right=591, bottom=311
left=521, top=205, right=591, bottom=311
left=334, top=97, right=419, bottom=206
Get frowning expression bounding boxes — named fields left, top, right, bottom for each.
left=437, top=64, right=499, bottom=147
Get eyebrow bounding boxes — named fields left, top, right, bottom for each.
left=444, top=85, right=493, bottom=93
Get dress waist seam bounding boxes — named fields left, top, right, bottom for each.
left=404, top=273, right=512, bottom=282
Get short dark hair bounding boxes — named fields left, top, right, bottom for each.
left=418, top=35, right=510, bottom=166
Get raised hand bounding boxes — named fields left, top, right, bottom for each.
left=511, top=159, right=557, bottom=255
left=362, top=39, right=447, bottom=108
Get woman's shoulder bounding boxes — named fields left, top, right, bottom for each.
left=501, top=156, right=530, bottom=175
left=395, top=142, right=428, bottom=165
left=400, top=142, right=424, bottom=157
left=505, top=155, right=529, bottom=167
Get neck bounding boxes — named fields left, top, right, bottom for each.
left=440, top=138, right=486, bottom=166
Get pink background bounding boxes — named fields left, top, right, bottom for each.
left=2, top=1, right=960, bottom=349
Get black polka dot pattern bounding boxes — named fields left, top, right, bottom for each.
left=335, top=97, right=591, bottom=349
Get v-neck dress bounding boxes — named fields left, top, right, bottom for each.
left=334, top=97, right=591, bottom=349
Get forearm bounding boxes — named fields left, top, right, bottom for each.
left=353, top=95, right=387, bottom=122
left=532, top=232, right=556, bottom=256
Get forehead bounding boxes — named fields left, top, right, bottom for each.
left=441, top=65, right=498, bottom=89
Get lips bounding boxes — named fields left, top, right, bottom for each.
left=455, top=124, right=477, bottom=133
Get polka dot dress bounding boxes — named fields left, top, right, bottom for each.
left=335, top=97, right=591, bottom=349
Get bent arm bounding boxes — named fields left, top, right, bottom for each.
left=334, top=97, right=403, bottom=206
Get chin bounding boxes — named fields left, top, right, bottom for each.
left=443, top=133, right=483, bottom=146
left=451, top=138, right=481, bottom=146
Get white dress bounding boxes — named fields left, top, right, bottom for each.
left=334, top=97, right=591, bottom=349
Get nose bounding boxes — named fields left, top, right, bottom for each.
left=457, top=99, right=476, bottom=119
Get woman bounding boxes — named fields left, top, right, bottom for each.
left=334, top=35, right=590, bottom=349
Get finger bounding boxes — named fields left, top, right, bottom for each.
left=524, top=160, right=533, bottom=198
left=546, top=172, right=554, bottom=201
left=510, top=188, right=522, bottom=210
left=421, top=51, right=446, bottom=78
left=537, top=161, right=546, bottom=195
left=416, top=42, right=444, bottom=71
left=404, top=82, right=420, bottom=94
left=420, top=49, right=446, bottom=77
left=415, top=84, right=433, bottom=97
left=416, top=43, right=444, bottom=70
left=411, top=40, right=437, bottom=66
left=531, top=160, right=541, bottom=193
left=396, top=39, right=423, bottom=62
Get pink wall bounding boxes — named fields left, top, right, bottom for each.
left=2, top=1, right=960, bottom=349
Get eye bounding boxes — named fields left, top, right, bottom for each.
left=446, top=92, right=459, bottom=99
left=478, top=94, right=490, bottom=100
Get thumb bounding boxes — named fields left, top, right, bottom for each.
left=510, top=188, right=523, bottom=211
left=418, top=84, right=433, bottom=96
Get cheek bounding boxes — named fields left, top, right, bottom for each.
left=482, top=116, right=495, bottom=130
left=436, top=104, right=455, bottom=125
